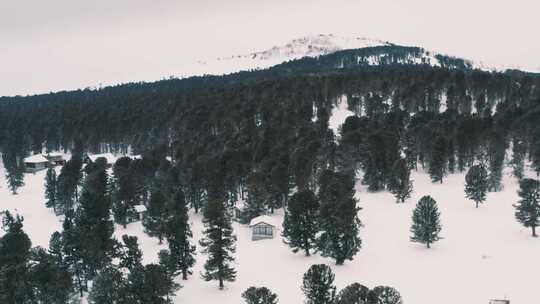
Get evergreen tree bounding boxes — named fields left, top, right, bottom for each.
left=0, top=211, right=32, bottom=303
left=317, top=170, right=361, bottom=265
left=119, top=235, right=143, bottom=271
left=72, top=158, right=117, bottom=279
left=88, top=265, right=126, bottom=304
left=2, top=152, right=25, bottom=194
left=514, top=178, right=540, bottom=237
left=240, top=171, right=269, bottom=223
left=165, top=188, right=196, bottom=280
left=44, top=166, right=58, bottom=212
left=56, top=154, right=83, bottom=213
left=28, top=246, right=74, bottom=304
left=143, top=186, right=168, bottom=244
left=199, top=197, right=237, bottom=289
left=301, top=264, right=336, bottom=304
left=510, top=137, right=526, bottom=179
left=387, top=158, right=413, bottom=203
left=335, top=283, right=370, bottom=304
left=370, top=286, right=403, bottom=304
left=410, top=195, right=442, bottom=248
left=487, top=130, right=507, bottom=192
left=429, top=135, right=448, bottom=183
left=282, top=189, right=319, bottom=256
left=112, top=156, right=136, bottom=228
left=242, top=286, right=279, bottom=304
left=464, top=164, right=488, bottom=208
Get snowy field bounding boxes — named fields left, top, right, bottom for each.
left=1, top=160, right=537, bottom=304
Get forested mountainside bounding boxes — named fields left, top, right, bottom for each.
left=1, top=44, right=540, bottom=199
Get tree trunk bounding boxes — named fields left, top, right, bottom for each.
left=426, top=241, right=431, bottom=249
left=182, top=269, right=188, bottom=280
left=219, top=278, right=224, bottom=290
left=532, top=226, right=537, bottom=237
left=476, top=201, right=479, bottom=208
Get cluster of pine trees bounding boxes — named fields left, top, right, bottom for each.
left=282, top=170, right=362, bottom=264
left=239, top=263, right=402, bottom=304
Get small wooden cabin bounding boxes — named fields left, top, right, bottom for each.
left=24, top=154, right=49, bottom=173
left=249, top=215, right=276, bottom=241
left=489, top=300, right=510, bottom=304
left=133, top=205, right=147, bottom=221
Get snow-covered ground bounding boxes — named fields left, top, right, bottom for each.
left=1, top=158, right=537, bottom=304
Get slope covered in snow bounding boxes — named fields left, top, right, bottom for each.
left=180, top=34, right=392, bottom=77
left=1, top=158, right=538, bottom=304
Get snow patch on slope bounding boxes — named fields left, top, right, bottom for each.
left=328, top=95, right=355, bottom=138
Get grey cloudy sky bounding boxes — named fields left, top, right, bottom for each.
left=1, top=0, right=539, bottom=97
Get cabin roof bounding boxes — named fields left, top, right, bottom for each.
left=134, top=205, right=147, bottom=213
left=249, top=215, right=277, bottom=227
left=45, top=152, right=63, bottom=157
left=24, top=154, right=49, bottom=163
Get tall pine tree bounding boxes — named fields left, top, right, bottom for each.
left=301, top=264, right=336, bottom=304
left=282, top=189, right=319, bottom=256
left=464, top=164, right=488, bottom=208
left=410, top=195, right=442, bottom=248
left=514, top=178, right=540, bottom=237
left=44, top=166, right=57, bottom=212
left=199, top=196, right=237, bottom=289
left=317, top=170, right=361, bottom=265
left=165, top=188, right=196, bottom=280
left=387, top=158, right=413, bottom=203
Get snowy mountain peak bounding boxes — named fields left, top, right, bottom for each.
left=187, top=34, right=391, bottom=77
left=223, top=34, right=392, bottom=61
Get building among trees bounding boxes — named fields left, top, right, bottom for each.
left=23, top=154, right=49, bottom=172
left=249, top=215, right=276, bottom=240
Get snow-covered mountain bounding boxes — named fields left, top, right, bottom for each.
left=177, top=34, right=536, bottom=80
left=181, top=34, right=392, bottom=77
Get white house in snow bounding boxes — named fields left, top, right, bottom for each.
left=249, top=215, right=277, bottom=241
left=24, top=154, right=50, bottom=173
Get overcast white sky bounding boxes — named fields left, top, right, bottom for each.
left=1, top=0, right=539, bottom=97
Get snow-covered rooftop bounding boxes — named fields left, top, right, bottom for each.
left=249, top=215, right=277, bottom=227
left=134, top=205, right=147, bottom=213
left=45, top=152, right=63, bottom=158
left=24, top=154, right=49, bottom=163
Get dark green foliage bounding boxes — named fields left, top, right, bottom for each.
left=317, top=170, right=361, bottom=265
left=28, top=246, right=73, bottom=304
left=429, top=135, right=448, bottom=183
left=487, top=130, right=507, bottom=192
left=410, top=195, right=442, bottom=248
left=240, top=171, right=269, bottom=223
left=0, top=211, right=32, bottom=303
left=301, top=264, right=336, bottom=304
left=514, top=178, right=540, bottom=237
left=165, top=188, right=196, bottom=280
left=282, top=190, right=319, bottom=256
left=88, top=266, right=126, bottom=304
left=111, top=156, right=137, bottom=228
left=242, top=286, right=279, bottom=304
left=387, top=158, right=413, bottom=203
left=370, top=286, right=403, bottom=304
left=70, top=158, right=117, bottom=285
left=2, top=152, right=25, bottom=194
left=200, top=198, right=237, bottom=289
left=119, top=235, right=143, bottom=271
left=45, top=166, right=57, bottom=211
left=56, top=154, right=83, bottom=213
left=510, top=137, right=526, bottom=179
left=465, top=164, right=488, bottom=208
left=335, top=283, right=370, bottom=304
left=143, top=186, right=168, bottom=244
